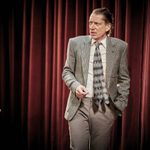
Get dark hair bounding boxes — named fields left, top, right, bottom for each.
left=91, top=7, right=114, bottom=35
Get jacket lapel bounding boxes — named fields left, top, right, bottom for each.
left=81, top=36, right=91, bottom=86
left=106, top=37, right=116, bottom=87
left=81, top=36, right=116, bottom=87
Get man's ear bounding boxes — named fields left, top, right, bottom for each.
left=106, top=23, right=111, bottom=32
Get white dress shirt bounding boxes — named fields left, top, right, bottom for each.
left=86, top=37, right=107, bottom=98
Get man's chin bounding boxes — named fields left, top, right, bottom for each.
left=90, top=35, right=97, bottom=40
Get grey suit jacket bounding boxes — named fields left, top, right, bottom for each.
left=62, top=35, right=130, bottom=121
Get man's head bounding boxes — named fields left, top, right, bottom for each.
left=89, top=7, right=113, bottom=41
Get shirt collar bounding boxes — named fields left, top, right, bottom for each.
left=91, top=36, right=107, bottom=48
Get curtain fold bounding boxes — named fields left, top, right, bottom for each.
left=141, top=1, right=150, bottom=149
left=0, top=0, right=150, bottom=150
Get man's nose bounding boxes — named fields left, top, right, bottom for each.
left=90, top=23, right=95, bottom=29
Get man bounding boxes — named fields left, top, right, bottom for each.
left=62, top=7, right=130, bottom=150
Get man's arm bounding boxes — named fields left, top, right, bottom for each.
left=114, top=44, right=130, bottom=111
left=62, top=39, right=81, bottom=94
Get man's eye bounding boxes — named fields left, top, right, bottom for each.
left=95, top=22, right=101, bottom=25
left=89, top=22, right=101, bottom=26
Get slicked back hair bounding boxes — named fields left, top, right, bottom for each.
left=91, top=7, right=114, bottom=36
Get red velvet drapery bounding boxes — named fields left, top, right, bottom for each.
left=0, top=0, right=150, bottom=150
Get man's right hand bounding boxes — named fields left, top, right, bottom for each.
left=76, top=85, right=89, bottom=99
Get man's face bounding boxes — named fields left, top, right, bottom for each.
left=89, top=13, right=111, bottom=41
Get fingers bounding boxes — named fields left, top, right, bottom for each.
left=76, top=85, right=89, bottom=99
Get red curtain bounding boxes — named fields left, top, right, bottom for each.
left=0, top=0, right=150, bottom=150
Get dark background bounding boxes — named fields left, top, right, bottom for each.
left=0, top=0, right=150, bottom=150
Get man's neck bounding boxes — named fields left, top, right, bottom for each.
left=96, top=35, right=107, bottom=42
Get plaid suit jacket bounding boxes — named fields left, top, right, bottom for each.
left=62, top=36, right=130, bottom=120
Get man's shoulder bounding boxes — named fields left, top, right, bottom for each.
left=69, top=35, right=90, bottom=42
left=110, top=37, right=128, bottom=46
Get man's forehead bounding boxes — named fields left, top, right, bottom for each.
left=89, top=13, right=105, bottom=21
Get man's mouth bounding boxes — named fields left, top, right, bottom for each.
left=90, top=32, right=96, bottom=35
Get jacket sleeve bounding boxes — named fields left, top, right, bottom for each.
left=62, top=39, right=81, bottom=94
left=114, top=44, right=130, bottom=112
